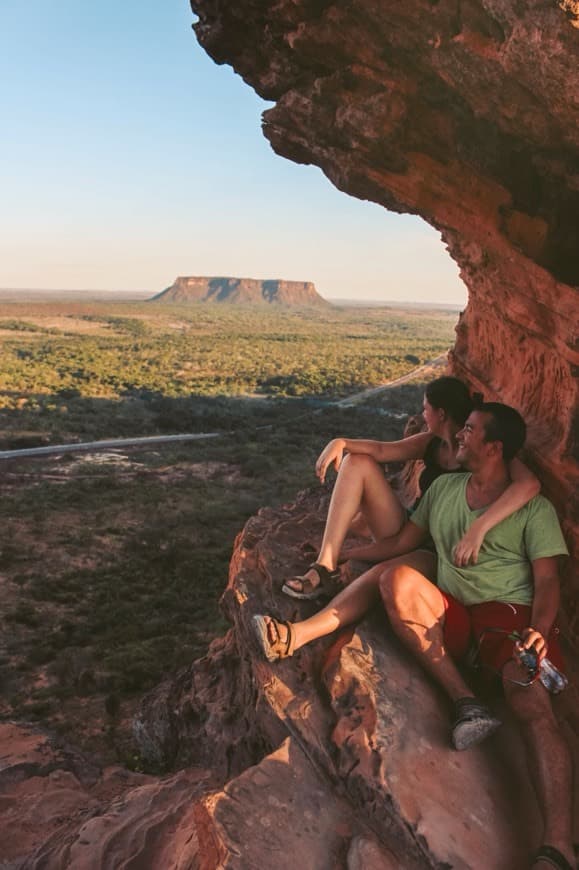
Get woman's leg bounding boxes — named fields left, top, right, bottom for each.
left=285, top=453, right=406, bottom=593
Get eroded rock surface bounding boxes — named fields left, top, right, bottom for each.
left=135, top=489, right=578, bottom=869
left=189, top=0, right=579, bottom=640
left=5, top=491, right=578, bottom=867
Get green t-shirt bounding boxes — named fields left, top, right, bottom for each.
left=410, top=474, right=568, bottom=606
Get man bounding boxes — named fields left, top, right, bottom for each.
left=372, top=403, right=573, bottom=870
left=254, top=402, right=572, bottom=869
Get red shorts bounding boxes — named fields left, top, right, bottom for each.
left=441, top=592, right=565, bottom=677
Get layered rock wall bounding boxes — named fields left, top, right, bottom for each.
left=191, top=0, right=579, bottom=639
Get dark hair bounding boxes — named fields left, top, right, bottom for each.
left=478, top=402, right=526, bottom=461
left=424, top=376, right=473, bottom=426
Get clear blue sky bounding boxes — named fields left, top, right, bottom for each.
left=0, top=0, right=466, bottom=304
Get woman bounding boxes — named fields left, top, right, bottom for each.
left=253, top=376, right=540, bottom=660
left=282, top=376, right=539, bottom=600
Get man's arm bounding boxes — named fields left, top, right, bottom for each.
left=520, top=556, right=561, bottom=662
left=340, top=519, right=428, bottom=564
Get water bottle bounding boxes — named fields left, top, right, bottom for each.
left=515, top=643, right=568, bottom=694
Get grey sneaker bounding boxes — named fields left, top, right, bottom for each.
left=451, top=698, right=502, bottom=751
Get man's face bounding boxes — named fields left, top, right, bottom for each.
left=456, top=411, right=492, bottom=468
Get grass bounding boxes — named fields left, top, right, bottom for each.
left=0, top=300, right=452, bottom=766
left=0, top=301, right=455, bottom=442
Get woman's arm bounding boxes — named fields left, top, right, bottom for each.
left=340, top=518, right=427, bottom=564
left=453, top=457, right=540, bottom=566
left=316, top=431, right=433, bottom=483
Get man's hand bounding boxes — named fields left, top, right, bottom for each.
left=518, top=626, right=549, bottom=663
left=315, top=439, right=346, bottom=484
left=453, top=520, right=485, bottom=566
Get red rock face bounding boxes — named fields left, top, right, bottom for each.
left=191, top=0, right=579, bottom=639
left=7, top=489, right=579, bottom=865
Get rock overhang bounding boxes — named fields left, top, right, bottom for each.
left=189, top=0, right=579, bottom=641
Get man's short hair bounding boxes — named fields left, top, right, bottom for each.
left=479, top=402, right=526, bottom=461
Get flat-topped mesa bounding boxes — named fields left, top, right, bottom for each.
left=152, top=276, right=328, bottom=306
left=190, top=0, right=579, bottom=642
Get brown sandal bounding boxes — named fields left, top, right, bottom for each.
left=282, top=562, right=341, bottom=601
left=252, top=615, right=296, bottom=662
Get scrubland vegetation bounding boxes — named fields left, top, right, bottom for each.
left=0, top=300, right=456, bottom=766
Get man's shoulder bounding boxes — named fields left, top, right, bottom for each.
left=518, top=493, right=568, bottom=558
left=520, top=493, right=559, bottom=521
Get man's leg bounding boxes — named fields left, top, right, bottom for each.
left=295, top=551, right=437, bottom=649
left=502, top=660, right=574, bottom=869
left=261, top=553, right=436, bottom=653
left=379, top=561, right=474, bottom=700
left=379, top=562, right=501, bottom=749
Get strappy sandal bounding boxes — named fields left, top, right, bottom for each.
left=252, top=614, right=296, bottom=662
left=532, top=845, right=574, bottom=870
left=281, top=562, right=341, bottom=601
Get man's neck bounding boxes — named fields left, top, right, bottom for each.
left=466, top=462, right=510, bottom=510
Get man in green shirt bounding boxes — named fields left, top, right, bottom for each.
left=253, top=401, right=572, bottom=868
left=370, top=402, right=572, bottom=870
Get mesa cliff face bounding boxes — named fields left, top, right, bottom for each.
left=153, top=276, right=327, bottom=306
left=191, top=0, right=579, bottom=638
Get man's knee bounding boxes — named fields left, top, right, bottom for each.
left=502, top=660, right=557, bottom=725
left=379, top=563, right=418, bottom=614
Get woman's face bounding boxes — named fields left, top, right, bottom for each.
left=422, top=396, right=443, bottom=433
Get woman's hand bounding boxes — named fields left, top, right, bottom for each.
left=452, top=520, right=486, bottom=566
left=316, top=438, right=346, bottom=484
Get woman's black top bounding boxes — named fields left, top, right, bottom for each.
left=417, top=436, right=462, bottom=501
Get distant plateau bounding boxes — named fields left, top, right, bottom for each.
left=152, top=276, right=328, bottom=306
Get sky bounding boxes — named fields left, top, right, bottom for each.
left=0, top=0, right=467, bottom=305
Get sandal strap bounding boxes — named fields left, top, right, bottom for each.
left=309, top=562, right=340, bottom=593
left=272, top=618, right=296, bottom=658
left=285, top=563, right=339, bottom=596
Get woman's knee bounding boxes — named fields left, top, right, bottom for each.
left=340, top=452, right=382, bottom=478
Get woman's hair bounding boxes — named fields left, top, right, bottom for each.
left=424, top=376, right=476, bottom=426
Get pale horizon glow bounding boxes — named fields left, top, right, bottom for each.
left=0, top=1, right=467, bottom=306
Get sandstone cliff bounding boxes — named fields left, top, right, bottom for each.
left=6, top=490, right=578, bottom=867
left=153, top=276, right=328, bottom=306
left=190, top=0, right=579, bottom=641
